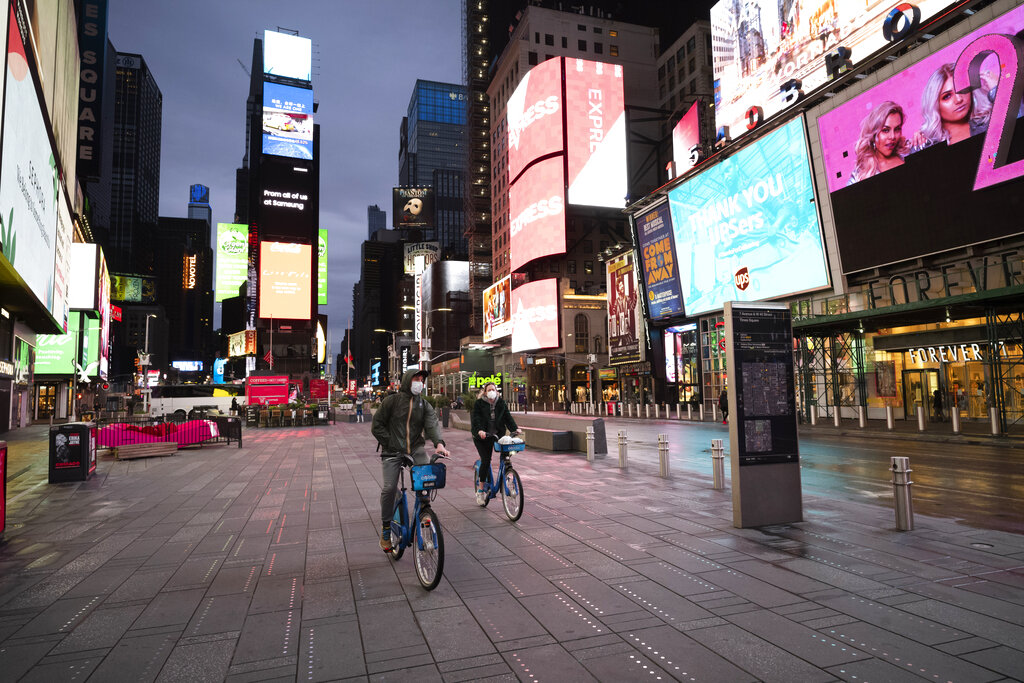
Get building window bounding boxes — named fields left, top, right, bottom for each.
left=594, top=42, right=603, bottom=54
left=562, top=36, right=567, bottom=48
left=567, top=260, right=577, bottom=274
left=578, top=39, right=587, bottom=51
left=578, top=24, right=586, bottom=31
left=583, top=239, right=593, bottom=252
left=610, top=45, right=619, bottom=57
left=550, top=260, right=560, bottom=273
left=574, top=314, right=589, bottom=353
left=689, top=79, right=697, bottom=94
left=545, top=33, right=554, bottom=46
left=535, top=32, right=540, bottom=43
left=528, top=51, right=538, bottom=65
left=609, top=30, right=617, bottom=37
left=667, top=56, right=675, bottom=70
left=689, top=57, right=696, bottom=74
left=658, top=64, right=666, bottom=80
left=687, top=36, right=696, bottom=53
left=584, top=261, right=594, bottom=275
left=593, top=336, right=603, bottom=354
left=570, top=280, right=578, bottom=290
left=584, top=280, right=594, bottom=291
left=677, top=46, right=685, bottom=61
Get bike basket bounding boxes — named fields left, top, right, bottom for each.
left=494, top=441, right=526, bottom=453
left=411, top=463, right=447, bottom=491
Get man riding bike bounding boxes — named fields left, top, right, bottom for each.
left=371, top=369, right=449, bottom=552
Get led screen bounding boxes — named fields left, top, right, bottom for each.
left=482, top=275, right=513, bottom=342
left=216, top=223, right=248, bottom=301
left=711, top=0, right=950, bottom=140
left=1, top=8, right=58, bottom=313
left=511, top=278, right=559, bottom=353
left=263, top=30, right=312, bottom=82
left=636, top=202, right=684, bottom=320
left=259, top=241, right=312, bottom=320
left=35, top=312, right=101, bottom=376
left=392, top=187, right=434, bottom=229
left=664, top=331, right=677, bottom=383
left=317, top=228, right=327, bottom=305
left=68, top=243, right=98, bottom=310
left=509, top=155, right=566, bottom=272
left=507, top=57, right=563, bottom=183
left=110, top=274, right=156, bottom=303
left=98, top=248, right=110, bottom=379
left=672, top=101, right=702, bottom=175
left=260, top=160, right=314, bottom=238
left=565, top=59, right=626, bottom=207
left=52, top=197, right=73, bottom=329
left=171, top=360, right=203, bottom=372
left=817, top=6, right=1024, bottom=273
left=262, top=81, right=313, bottom=160
left=667, top=118, right=828, bottom=316
left=607, top=252, right=644, bottom=365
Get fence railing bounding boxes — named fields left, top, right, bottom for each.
left=95, top=414, right=242, bottom=449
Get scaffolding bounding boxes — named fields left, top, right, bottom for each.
left=986, top=309, right=1024, bottom=433
left=795, top=331, right=866, bottom=421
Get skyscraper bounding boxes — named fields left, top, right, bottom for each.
left=367, top=204, right=386, bottom=239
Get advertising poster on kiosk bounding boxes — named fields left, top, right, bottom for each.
left=667, top=118, right=828, bottom=316
left=711, top=0, right=950, bottom=140
left=607, top=252, right=643, bottom=366
left=482, top=276, right=512, bottom=342
left=509, top=155, right=566, bottom=272
left=564, top=59, right=626, bottom=208
left=510, top=279, right=559, bottom=353
left=817, top=5, right=1024, bottom=273
left=506, top=56, right=563, bottom=183
left=636, top=202, right=684, bottom=320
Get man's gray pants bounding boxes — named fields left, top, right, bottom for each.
left=380, top=447, right=428, bottom=534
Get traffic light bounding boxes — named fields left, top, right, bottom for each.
left=100, top=382, right=110, bottom=391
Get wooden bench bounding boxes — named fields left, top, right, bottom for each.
left=115, top=442, right=179, bottom=460
left=521, top=427, right=573, bottom=452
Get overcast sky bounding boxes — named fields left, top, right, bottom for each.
left=108, top=1, right=463, bottom=358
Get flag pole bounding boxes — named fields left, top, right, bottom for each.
left=346, top=318, right=351, bottom=393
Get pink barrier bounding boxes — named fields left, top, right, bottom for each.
left=96, top=420, right=220, bottom=447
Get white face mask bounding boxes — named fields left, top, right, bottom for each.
left=486, top=390, right=498, bottom=401
left=410, top=381, right=424, bottom=395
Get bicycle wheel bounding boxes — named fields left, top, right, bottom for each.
left=501, top=468, right=524, bottom=522
left=388, top=503, right=405, bottom=561
left=413, top=508, right=444, bottom=590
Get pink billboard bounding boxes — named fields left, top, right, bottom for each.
left=565, top=58, right=626, bottom=208
left=507, top=57, right=563, bottom=184
left=672, top=101, right=702, bottom=175
left=511, top=278, right=559, bottom=353
left=509, top=155, right=566, bottom=273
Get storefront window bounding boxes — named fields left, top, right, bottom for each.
left=700, top=317, right=726, bottom=409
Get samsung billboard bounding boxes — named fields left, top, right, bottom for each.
left=667, top=117, right=828, bottom=316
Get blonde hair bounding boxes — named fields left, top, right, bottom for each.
left=918, top=62, right=992, bottom=146
left=853, top=101, right=908, bottom=180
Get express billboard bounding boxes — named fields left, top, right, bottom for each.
left=711, top=0, right=950, bottom=140
left=672, top=101, right=702, bottom=176
left=507, top=56, right=563, bottom=183
left=263, top=30, right=312, bottom=82
left=509, top=155, right=566, bottom=273
left=259, top=241, right=312, bottom=320
left=216, top=223, right=249, bottom=301
left=636, top=202, right=684, bottom=320
left=317, top=228, right=327, bottom=305
left=565, top=58, right=626, bottom=208
left=1, top=7, right=59, bottom=314
left=511, top=279, right=559, bottom=353
left=817, top=5, right=1024, bottom=273
left=607, top=252, right=644, bottom=365
left=667, top=118, right=828, bottom=316
left=262, top=81, right=313, bottom=160
left=392, top=187, right=434, bottom=229
left=482, top=275, right=513, bottom=342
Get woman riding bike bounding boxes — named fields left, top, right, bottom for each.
left=471, top=381, right=519, bottom=505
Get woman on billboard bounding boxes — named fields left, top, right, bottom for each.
left=909, top=63, right=995, bottom=152
left=848, top=101, right=909, bottom=185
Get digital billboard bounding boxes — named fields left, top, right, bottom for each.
left=216, top=223, right=250, bottom=301
left=259, top=241, right=312, bottom=320
left=262, top=81, right=313, bottom=160
left=672, top=101, right=702, bottom=175
left=482, top=276, right=513, bottom=342
left=317, top=228, right=327, bottom=305
left=171, top=360, right=203, bottom=372
left=35, top=312, right=101, bottom=376
left=52, top=197, right=73, bottom=330
left=565, top=59, right=626, bottom=208
left=507, top=56, right=563, bottom=183
left=392, top=187, right=434, bottom=229
left=1, top=7, right=58, bottom=313
left=607, top=252, right=644, bottom=365
left=511, top=279, right=559, bottom=353
left=667, top=117, right=828, bottom=316
left=263, top=30, right=312, bottom=82
left=68, top=243, right=99, bottom=310
left=228, top=329, right=257, bottom=357
left=260, top=160, right=314, bottom=237
left=98, top=248, right=110, bottom=379
left=110, top=274, right=156, bottom=303
left=711, top=0, right=950, bottom=140
left=636, top=202, right=684, bottom=320
left=817, top=5, right=1024, bottom=273
left=403, top=242, right=440, bottom=275
left=509, top=155, right=566, bottom=273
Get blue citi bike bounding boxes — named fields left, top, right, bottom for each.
left=386, top=452, right=448, bottom=590
left=475, top=436, right=526, bottom=522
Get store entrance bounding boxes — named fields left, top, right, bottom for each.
left=35, top=384, right=59, bottom=420
left=902, top=369, right=940, bottom=420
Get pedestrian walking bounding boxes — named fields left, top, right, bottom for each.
left=719, top=389, right=729, bottom=424
left=932, top=388, right=944, bottom=422
left=355, top=396, right=365, bottom=423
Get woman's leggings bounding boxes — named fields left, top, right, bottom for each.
left=474, top=436, right=496, bottom=483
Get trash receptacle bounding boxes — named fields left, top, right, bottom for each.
left=1, top=441, right=7, bottom=539
left=49, top=422, right=96, bottom=483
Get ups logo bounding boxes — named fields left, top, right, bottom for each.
left=734, top=267, right=751, bottom=291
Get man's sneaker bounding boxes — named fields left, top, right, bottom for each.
left=379, top=535, right=392, bottom=552
left=475, top=488, right=486, bottom=505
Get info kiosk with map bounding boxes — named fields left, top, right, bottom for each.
left=723, top=301, right=803, bottom=528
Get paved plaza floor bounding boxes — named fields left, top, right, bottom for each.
left=1, top=420, right=1023, bottom=682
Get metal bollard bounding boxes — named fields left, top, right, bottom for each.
left=886, top=405, right=895, bottom=430
left=645, top=404, right=650, bottom=419
left=664, top=403, right=670, bottom=418
left=657, top=434, right=670, bottom=478
left=687, top=404, right=693, bottom=420
left=951, top=407, right=961, bottom=434
left=712, top=403, right=718, bottom=421
left=710, top=438, right=725, bottom=490
left=654, top=404, right=660, bottom=419
left=916, top=405, right=926, bottom=432
left=586, top=426, right=595, bottom=462
left=676, top=403, right=681, bottom=420
left=810, top=405, right=817, bottom=426
left=858, top=405, right=866, bottom=428
left=833, top=408, right=841, bottom=427
left=990, top=407, right=1000, bottom=435
left=627, top=403, right=633, bottom=418
left=891, top=456, right=914, bottom=531
left=617, top=430, right=628, bottom=468
left=635, top=403, right=641, bottom=418
left=699, top=404, right=705, bottom=421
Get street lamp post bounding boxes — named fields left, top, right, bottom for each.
left=142, top=314, right=156, bottom=414
left=374, top=329, right=412, bottom=388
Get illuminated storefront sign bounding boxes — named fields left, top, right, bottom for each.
left=183, top=254, right=197, bottom=289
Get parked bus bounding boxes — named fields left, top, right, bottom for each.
left=149, top=384, right=244, bottom=418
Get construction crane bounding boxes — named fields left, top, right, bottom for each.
left=237, top=58, right=250, bottom=78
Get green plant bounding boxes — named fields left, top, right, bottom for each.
left=0, top=208, right=16, bottom=264
left=461, top=392, right=477, bottom=412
